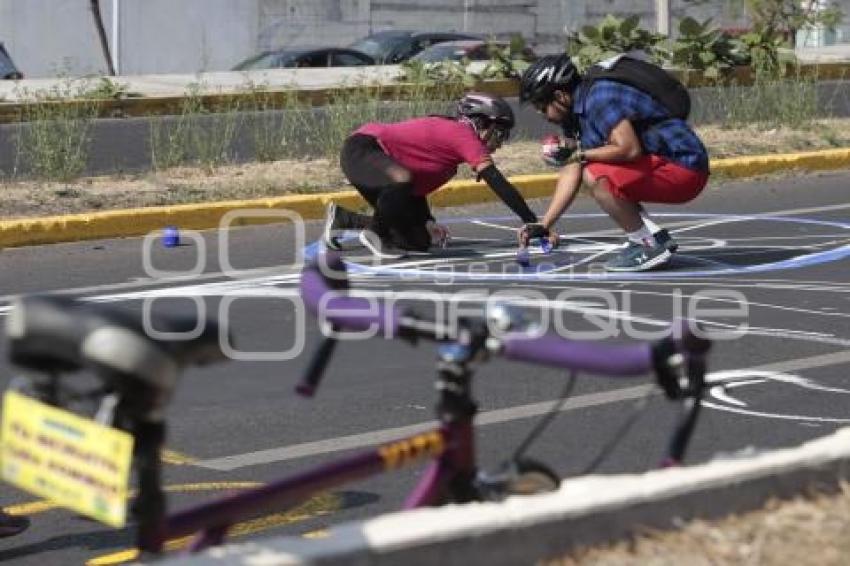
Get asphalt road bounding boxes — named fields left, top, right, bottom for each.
left=1, top=171, right=850, bottom=564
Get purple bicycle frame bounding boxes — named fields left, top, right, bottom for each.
left=156, top=420, right=475, bottom=553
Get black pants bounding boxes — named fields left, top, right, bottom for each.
left=340, top=134, right=432, bottom=252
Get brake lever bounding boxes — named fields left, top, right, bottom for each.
left=662, top=351, right=708, bottom=466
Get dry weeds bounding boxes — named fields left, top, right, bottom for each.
left=545, top=483, right=850, bottom=566
left=3, top=119, right=850, bottom=220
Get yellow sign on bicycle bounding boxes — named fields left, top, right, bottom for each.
left=0, top=390, right=134, bottom=527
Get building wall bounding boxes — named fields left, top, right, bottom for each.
left=2, top=0, right=846, bottom=78
left=0, top=0, right=105, bottom=76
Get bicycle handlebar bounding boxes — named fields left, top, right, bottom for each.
left=297, top=254, right=711, bottom=400
left=500, top=333, right=653, bottom=377
left=300, top=265, right=401, bottom=337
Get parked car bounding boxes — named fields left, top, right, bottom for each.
left=349, top=30, right=483, bottom=64
left=0, top=43, right=22, bottom=79
left=411, top=40, right=537, bottom=64
left=232, top=47, right=375, bottom=70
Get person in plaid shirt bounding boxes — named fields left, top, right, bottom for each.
left=518, top=53, right=710, bottom=272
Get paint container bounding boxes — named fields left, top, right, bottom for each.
left=516, top=248, right=530, bottom=267
left=162, top=226, right=181, bottom=248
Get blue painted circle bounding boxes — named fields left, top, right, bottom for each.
left=305, top=213, right=850, bottom=282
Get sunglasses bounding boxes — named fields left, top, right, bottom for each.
left=493, top=125, right=511, bottom=142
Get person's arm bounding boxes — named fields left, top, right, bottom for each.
left=475, top=160, right=538, bottom=223
left=540, top=161, right=583, bottom=230
left=579, top=119, right=643, bottom=164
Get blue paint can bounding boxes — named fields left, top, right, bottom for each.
left=515, top=248, right=530, bottom=267
left=162, top=226, right=181, bottom=248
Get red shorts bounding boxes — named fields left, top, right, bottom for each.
left=585, top=155, right=708, bottom=204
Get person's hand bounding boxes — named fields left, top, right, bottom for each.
left=541, top=135, right=579, bottom=168
left=518, top=223, right=547, bottom=247
left=426, top=220, right=451, bottom=248
left=518, top=223, right=559, bottom=250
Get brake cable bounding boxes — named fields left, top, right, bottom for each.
left=512, top=370, right=577, bottom=462
left=579, top=386, right=655, bottom=475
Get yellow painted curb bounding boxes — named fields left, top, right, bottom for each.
left=711, top=148, right=850, bottom=178
left=1, top=148, right=850, bottom=250
left=0, top=191, right=363, bottom=249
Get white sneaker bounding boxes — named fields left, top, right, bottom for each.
left=322, top=202, right=343, bottom=250
left=358, top=230, right=407, bottom=259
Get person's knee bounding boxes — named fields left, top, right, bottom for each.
left=385, top=164, right=412, bottom=185
left=589, top=176, right=614, bottom=202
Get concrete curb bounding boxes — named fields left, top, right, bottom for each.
left=162, top=427, right=850, bottom=566
left=2, top=148, right=850, bottom=250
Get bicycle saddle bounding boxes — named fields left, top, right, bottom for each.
left=5, top=295, right=228, bottom=391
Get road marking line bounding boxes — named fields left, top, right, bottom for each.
left=161, top=449, right=197, bottom=466
left=85, top=492, right=340, bottom=566
left=195, top=350, right=850, bottom=472
left=2, top=482, right=262, bottom=517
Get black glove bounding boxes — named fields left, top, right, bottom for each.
left=523, top=223, right=549, bottom=239
left=541, top=136, right=580, bottom=168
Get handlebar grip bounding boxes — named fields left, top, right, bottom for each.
left=295, top=334, right=338, bottom=397
left=300, top=255, right=401, bottom=337
left=501, top=333, right=654, bottom=376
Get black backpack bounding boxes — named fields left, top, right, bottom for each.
left=582, top=55, right=691, bottom=120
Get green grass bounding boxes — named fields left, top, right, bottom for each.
left=13, top=80, right=99, bottom=182
left=695, top=71, right=826, bottom=130
left=8, top=70, right=846, bottom=183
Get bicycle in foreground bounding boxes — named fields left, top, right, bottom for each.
left=2, top=252, right=711, bottom=558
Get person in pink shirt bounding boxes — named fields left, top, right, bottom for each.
left=323, top=93, right=539, bottom=258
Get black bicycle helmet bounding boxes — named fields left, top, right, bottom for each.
left=456, top=92, right=515, bottom=130
left=519, top=54, right=580, bottom=105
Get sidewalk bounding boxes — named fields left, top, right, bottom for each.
left=2, top=44, right=849, bottom=102
left=0, top=64, right=407, bottom=102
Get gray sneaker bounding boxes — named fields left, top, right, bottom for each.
left=653, top=228, right=679, bottom=253
left=604, top=241, right=672, bottom=272
left=358, top=230, right=407, bottom=259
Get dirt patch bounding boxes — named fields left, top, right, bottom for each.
left=545, top=484, right=850, bottom=566
left=3, top=119, right=850, bottom=220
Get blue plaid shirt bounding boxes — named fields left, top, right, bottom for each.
left=571, top=79, right=709, bottom=172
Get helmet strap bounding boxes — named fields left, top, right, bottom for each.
left=459, top=115, right=486, bottom=137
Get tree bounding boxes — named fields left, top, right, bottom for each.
left=745, top=0, right=841, bottom=47
left=90, top=0, right=116, bottom=75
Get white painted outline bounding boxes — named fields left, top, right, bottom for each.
left=704, top=369, right=850, bottom=423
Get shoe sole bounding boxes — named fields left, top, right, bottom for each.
left=358, top=230, right=407, bottom=259
left=604, top=249, right=672, bottom=272
left=658, top=237, right=679, bottom=253
left=322, top=202, right=343, bottom=251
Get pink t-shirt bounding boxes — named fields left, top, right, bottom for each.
left=356, top=116, right=490, bottom=196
